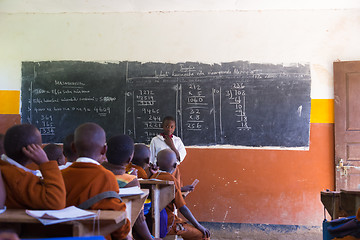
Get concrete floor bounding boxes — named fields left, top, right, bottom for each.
left=208, top=229, right=322, bottom=240
left=201, top=222, right=322, bottom=240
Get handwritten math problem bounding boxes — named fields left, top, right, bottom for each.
left=22, top=60, right=311, bottom=148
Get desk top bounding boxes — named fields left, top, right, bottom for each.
left=138, top=179, right=174, bottom=185
left=340, top=189, right=360, bottom=194
left=321, top=191, right=340, bottom=196
left=121, top=189, right=149, bottom=201
left=0, top=209, right=126, bottom=225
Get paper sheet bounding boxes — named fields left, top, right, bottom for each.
left=26, top=206, right=96, bottom=225
left=119, top=186, right=144, bottom=197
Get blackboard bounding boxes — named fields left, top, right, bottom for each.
left=21, top=61, right=311, bottom=148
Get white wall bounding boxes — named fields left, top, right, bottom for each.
left=1, top=2, right=360, bottom=99
left=1, top=0, right=360, bottom=12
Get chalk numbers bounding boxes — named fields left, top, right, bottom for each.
left=227, top=83, right=251, bottom=131
left=39, top=114, right=56, bottom=136
left=185, top=84, right=206, bottom=131
left=138, top=89, right=162, bottom=140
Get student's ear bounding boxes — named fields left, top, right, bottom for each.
left=100, top=144, right=107, bottom=155
left=145, top=157, right=150, bottom=164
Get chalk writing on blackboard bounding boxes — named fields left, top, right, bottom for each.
left=21, top=61, right=311, bottom=148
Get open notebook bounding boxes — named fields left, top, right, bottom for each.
left=118, top=186, right=145, bottom=197
left=26, top=206, right=97, bottom=225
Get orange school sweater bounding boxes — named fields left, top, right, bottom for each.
left=62, top=162, right=130, bottom=239
left=25, top=162, right=40, bottom=171
left=125, top=163, right=148, bottom=179
left=0, top=160, right=66, bottom=210
left=151, top=171, right=186, bottom=226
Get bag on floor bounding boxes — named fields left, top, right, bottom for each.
left=327, top=215, right=360, bottom=238
left=145, top=208, right=168, bottom=238
left=323, top=219, right=334, bottom=240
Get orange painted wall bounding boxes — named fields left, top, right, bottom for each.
left=179, top=123, right=334, bottom=226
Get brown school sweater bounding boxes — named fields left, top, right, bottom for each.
left=151, top=171, right=186, bottom=226
left=0, top=160, right=66, bottom=210
left=125, top=163, right=148, bottom=179
left=25, top=162, right=40, bottom=171
left=62, top=162, right=130, bottom=239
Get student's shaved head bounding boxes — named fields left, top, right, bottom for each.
left=44, top=143, right=65, bottom=165
left=157, top=149, right=177, bottom=172
left=106, top=135, right=134, bottom=166
left=132, top=144, right=150, bottom=167
left=4, top=124, right=42, bottom=164
left=74, top=123, right=106, bottom=160
left=63, top=134, right=76, bottom=162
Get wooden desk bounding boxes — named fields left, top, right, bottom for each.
left=321, top=190, right=342, bottom=219
left=340, top=189, right=360, bottom=216
left=139, top=179, right=175, bottom=238
left=0, top=209, right=126, bottom=238
left=122, top=189, right=149, bottom=227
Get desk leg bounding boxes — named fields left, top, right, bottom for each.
left=126, top=201, right=133, bottom=237
left=153, top=185, right=160, bottom=238
left=72, top=222, right=83, bottom=236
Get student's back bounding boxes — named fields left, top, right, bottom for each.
left=125, top=144, right=155, bottom=179
left=151, top=149, right=210, bottom=240
left=0, top=124, right=66, bottom=209
left=61, top=122, right=130, bottom=239
left=103, top=135, right=160, bottom=240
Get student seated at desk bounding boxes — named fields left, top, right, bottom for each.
left=27, top=143, right=66, bottom=171
left=102, top=135, right=138, bottom=188
left=151, top=149, right=210, bottom=240
left=61, top=123, right=130, bottom=240
left=0, top=124, right=66, bottom=209
left=126, top=144, right=158, bottom=179
left=61, top=133, right=77, bottom=169
left=44, top=143, right=66, bottom=167
left=150, top=116, right=194, bottom=192
left=0, top=171, right=19, bottom=240
left=103, top=135, right=160, bottom=240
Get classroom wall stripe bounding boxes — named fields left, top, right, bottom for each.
left=0, top=90, right=20, bottom=114
left=310, top=99, right=334, bottom=124
left=0, top=92, right=334, bottom=124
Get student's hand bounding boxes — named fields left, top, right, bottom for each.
left=149, top=163, right=159, bottom=175
left=128, top=168, right=138, bottom=176
left=163, top=136, right=181, bottom=161
left=22, top=144, right=49, bottom=165
left=163, top=135, right=175, bottom=148
left=181, top=185, right=195, bottom=192
left=195, top=224, right=210, bottom=238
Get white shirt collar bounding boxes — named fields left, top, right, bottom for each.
left=76, top=157, right=100, bottom=165
left=1, top=154, right=40, bottom=176
left=58, top=161, right=73, bottom=170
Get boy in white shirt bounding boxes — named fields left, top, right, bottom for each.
left=149, top=116, right=194, bottom=192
